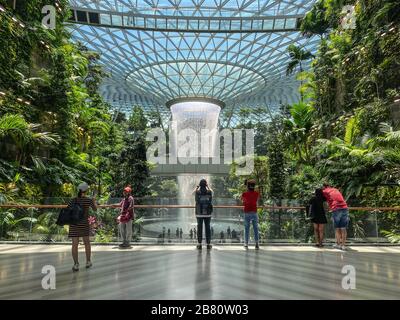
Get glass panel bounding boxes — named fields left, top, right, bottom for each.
left=100, top=13, right=111, bottom=25
left=230, top=20, right=241, bottom=30
left=167, top=18, right=178, bottom=29
left=76, top=10, right=88, bottom=23
left=135, top=17, right=145, bottom=28
left=251, top=20, right=263, bottom=30
left=112, top=15, right=122, bottom=26
left=156, top=18, right=167, bottom=29
left=188, top=19, right=199, bottom=30
left=263, top=20, right=274, bottom=30
left=274, top=19, right=285, bottom=30
left=0, top=199, right=393, bottom=244
left=198, top=19, right=209, bottom=30
left=219, top=20, right=230, bottom=30
left=285, top=18, right=297, bottom=29
left=88, top=12, right=100, bottom=24
left=146, top=18, right=156, bottom=28
left=123, top=15, right=135, bottom=27
left=209, top=20, right=220, bottom=30
left=177, top=19, right=187, bottom=30
left=241, top=20, right=252, bottom=30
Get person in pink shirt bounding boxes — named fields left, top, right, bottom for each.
left=322, top=183, right=349, bottom=250
left=117, top=186, right=134, bottom=248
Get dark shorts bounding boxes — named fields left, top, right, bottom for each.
left=332, top=209, right=349, bottom=229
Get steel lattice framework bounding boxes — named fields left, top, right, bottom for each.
left=67, top=0, right=320, bottom=124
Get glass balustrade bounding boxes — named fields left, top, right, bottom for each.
left=0, top=198, right=395, bottom=244
left=68, top=9, right=301, bottom=32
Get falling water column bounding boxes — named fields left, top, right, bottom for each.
left=169, top=100, right=221, bottom=234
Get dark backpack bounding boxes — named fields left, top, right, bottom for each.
left=197, top=191, right=213, bottom=215
left=56, top=198, right=84, bottom=226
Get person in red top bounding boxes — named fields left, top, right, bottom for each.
left=322, top=183, right=349, bottom=250
left=117, top=186, right=134, bottom=248
left=241, top=179, right=260, bottom=249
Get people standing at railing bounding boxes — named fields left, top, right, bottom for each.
left=322, top=183, right=349, bottom=250
left=307, top=188, right=327, bottom=247
left=231, top=229, right=237, bottom=240
left=241, top=179, right=260, bottom=249
left=117, top=186, right=134, bottom=248
left=193, top=179, right=213, bottom=250
left=68, top=182, right=97, bottom=272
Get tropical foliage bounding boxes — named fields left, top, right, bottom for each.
left=0, top=0, right=153, bottom=240
left=0, top=0, right=399, bottom=243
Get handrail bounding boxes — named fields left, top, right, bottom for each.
left=0, top=204, right=399, bottom=211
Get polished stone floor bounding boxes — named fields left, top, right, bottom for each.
left=0, top=244, right=399, bottom=300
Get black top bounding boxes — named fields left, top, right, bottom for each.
left=308, top=196, right=327, bottom=224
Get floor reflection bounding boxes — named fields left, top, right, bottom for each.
left=0, top=245, right=399, bottom=299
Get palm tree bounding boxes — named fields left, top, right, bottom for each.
left=286, top=44, right=315, bottom=76
left=286, top=45, right=315, bottom=101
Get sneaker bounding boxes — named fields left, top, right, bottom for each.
left=332, top=243, right=341, bottom=249
left=207, top=244, right=212, bottom=250
left=255, top=243, right=260, bottom=250
left=244, top=243, right=248, bottom=249
left=72, top=263, right=79, bottom=272
left=86, top=261, right=92, bottom=269
left=196, top=244, right=202, bottom=250
left=341, top=245, right=347, bottom=251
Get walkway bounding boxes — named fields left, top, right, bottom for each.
left=0, top=245, right=399, bottom=299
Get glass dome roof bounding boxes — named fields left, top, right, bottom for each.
left=67, top=1, right=320, bottom=119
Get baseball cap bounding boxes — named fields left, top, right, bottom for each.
left=78, top=182, right=89, bottom=192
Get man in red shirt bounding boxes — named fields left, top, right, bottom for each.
left=322, top=183, right=349, bottom=250
left=241, top=179, right=260, bottom=249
